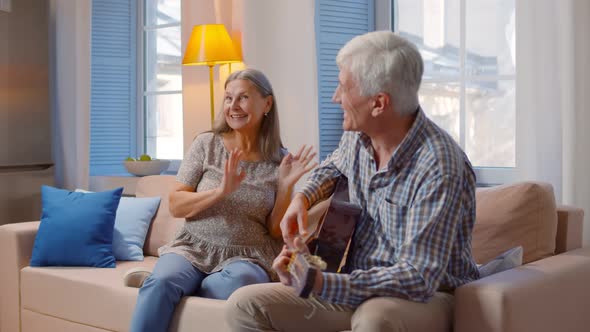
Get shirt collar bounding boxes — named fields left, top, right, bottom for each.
left=357, top=107, right=426, bottom=172
left=388, top=107, right=426, bottom=171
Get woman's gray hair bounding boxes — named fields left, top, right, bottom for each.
left=212, top=68, right=284, bottom=163
left=336, top=30, right=423, bottom=115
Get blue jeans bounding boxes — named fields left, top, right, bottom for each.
left=129, top=253, right=269, bottom=332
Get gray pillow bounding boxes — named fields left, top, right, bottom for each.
left=478, top=246, right=523, bottom=278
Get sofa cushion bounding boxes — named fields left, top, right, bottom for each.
left=112, top=196, right=162, bottom=261
left=30, top=186, right=122, bottom=268
left=472, top=182, right=558, bottom=265
left=20, top=257, right=228, bottom=331
left=76, top=189, right=161, bottom=261
left=135, top=175, right=184, bottom=256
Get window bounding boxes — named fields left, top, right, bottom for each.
left=393, top=0, right=516, bottom=184
left=142, top=0, right=183, bottom=161
left=90, top=0, right=182, bottom=175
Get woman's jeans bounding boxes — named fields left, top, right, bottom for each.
left=129, top=253, right=269, bottom=332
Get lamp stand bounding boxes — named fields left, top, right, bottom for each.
left=208, top=64, right=215, bottom=128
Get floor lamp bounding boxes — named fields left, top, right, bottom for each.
left=182, top=24, right=242, bottom=127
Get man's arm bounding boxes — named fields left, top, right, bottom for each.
left=280, top=134, right=352, bottom=247
left=316, top=174, right=466, bottom=306
left=298, top=133, right=351, bottom=206
left=281, top=154, right=343, bottom=246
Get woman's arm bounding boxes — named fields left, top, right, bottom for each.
left=168, top=183, right=225, bottom=219
left=267, top=182, right=296, bottom=238
left=267, top=146, right=317, bottom=238
left=169, top=148, right=247, bottom=219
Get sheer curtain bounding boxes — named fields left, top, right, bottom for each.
left=517, top=0, right=590, bottom=243
left=49, top=0, right=91, bottom=190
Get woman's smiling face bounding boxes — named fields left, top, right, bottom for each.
left=223, top=79, right=272, bottom=133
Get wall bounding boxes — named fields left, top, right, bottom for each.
left=0, top=0, right=55, bottom=224
left=238, top=0, right=318, bottom=155
left=0, top=0, right=51, bottom=165
left=180, top=0, right=219, bottom=150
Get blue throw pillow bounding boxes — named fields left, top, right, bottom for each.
left=75, top=190, right=161, bottom=261
left=30, top=186, right=123, bottom=268
left=111, top=196, right=160, bottom=261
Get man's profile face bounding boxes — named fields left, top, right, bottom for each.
left=332, top=68, right=373, bottom=132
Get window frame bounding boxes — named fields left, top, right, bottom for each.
left=139, top=0, right=183, bottom=173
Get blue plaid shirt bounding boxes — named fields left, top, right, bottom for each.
left=300, top=108, right=479, bottom=307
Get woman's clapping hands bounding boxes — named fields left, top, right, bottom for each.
left=278, top=145, right=318, bottom=189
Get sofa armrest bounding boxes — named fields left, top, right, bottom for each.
left=455, top=247, right=590, bottom=332
left=555, top=204, right=584, bottom=254
left=0, top=221, right=40, bottom=332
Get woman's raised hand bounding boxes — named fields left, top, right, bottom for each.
left=278, top=145, right=318, bottom=189
left=219, top=148, right=247, bottom=196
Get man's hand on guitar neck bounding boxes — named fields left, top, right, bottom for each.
left=273, top=237, right=324, bottom=295
left=273, top=244, right=294, bottom=286
left=279, top=193, right=311, bottom=248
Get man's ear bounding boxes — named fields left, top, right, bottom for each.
left=371, top=92, right=390, bottom=117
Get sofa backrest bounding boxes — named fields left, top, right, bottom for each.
left=136, top=176, right=562, bottom=264
left=472, top=181, right=558, bottom=265
left=136, top=175, right=183, bottom=257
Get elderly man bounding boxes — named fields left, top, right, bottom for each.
left=225, top=31, right=479, bottom=332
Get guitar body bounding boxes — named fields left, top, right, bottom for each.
left=288, top=176, right=361, bottom=298
left=308, top=177, right=361, bottom=272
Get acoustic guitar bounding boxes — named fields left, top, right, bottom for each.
left=287, top=177, right=362, bottom=298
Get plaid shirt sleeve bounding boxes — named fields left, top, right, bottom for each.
left=318, top=174, right=464, bottom=306
left=299, top=135, right=349, bottom=206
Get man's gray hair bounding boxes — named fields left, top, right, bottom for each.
left=336, top=31, right=424, bottom=115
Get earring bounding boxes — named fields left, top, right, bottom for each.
left=264, top=112, right=269, bottom=117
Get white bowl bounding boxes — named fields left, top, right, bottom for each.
left=124, top=160, right=170, bottom=176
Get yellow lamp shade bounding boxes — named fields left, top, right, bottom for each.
left=182, top=24, right=241, bottom=66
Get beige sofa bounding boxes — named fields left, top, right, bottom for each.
left=1, top=175, right=589, bottom=332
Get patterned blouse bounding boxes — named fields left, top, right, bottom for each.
left=159, top=132, right=283, bottom=280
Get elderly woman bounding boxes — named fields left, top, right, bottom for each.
left=130, top=68, right=316, bottom=332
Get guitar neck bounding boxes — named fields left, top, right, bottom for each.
left=288, top=253, right=322, bottom=298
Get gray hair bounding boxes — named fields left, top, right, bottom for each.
left=336, top=30, right=423, bottom=115
left=212, top=68, right=284, bottom=163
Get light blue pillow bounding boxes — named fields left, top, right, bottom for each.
left=76, top=189, right=160, bottom=261
left=478, top=246, right=523, bottom=278
left=30, top=186, right=123, bottom=268
left=112, top=196, right=160, bottom=260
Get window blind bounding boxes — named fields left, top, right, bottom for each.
left=90, top=0, right=137, bottom=175
left=315, top=0, right=374, bottom=160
